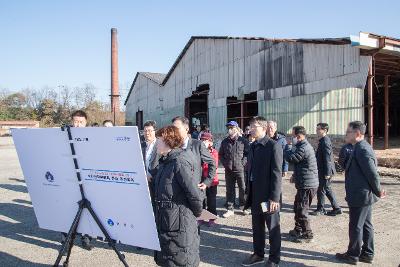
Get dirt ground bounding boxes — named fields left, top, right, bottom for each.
left=1, top=136, right=399, bottom=267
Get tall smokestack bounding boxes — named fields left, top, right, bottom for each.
left=110, top=28, right=120, bottom=121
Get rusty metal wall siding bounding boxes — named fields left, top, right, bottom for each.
left=258, top=87, right=364, bottom=135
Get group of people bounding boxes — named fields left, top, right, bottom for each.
left=68, top=110, right=386, bottom=267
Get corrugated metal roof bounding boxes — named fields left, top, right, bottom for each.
left=141, top=72, right=166, bottom=85
left=160, top=36, right=350, bottom=86
left=124, top=72, right=165, bottom=105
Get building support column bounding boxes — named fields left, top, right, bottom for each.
left=367, top=59, right=374, bottom=148
left=384, top=75, right=390, bottom=149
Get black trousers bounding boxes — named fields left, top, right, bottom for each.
left=316, top=177, right=340, bottom=210
left=294, top=188, right=317, bottom=233
left=225, top=170, right=246, bottom=210
left=251, top=207, right=281, bottom=264
left=203, top=185, right=218, bottom=216
left=347, top=205, right=374, bottom=258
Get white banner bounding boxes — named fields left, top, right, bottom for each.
left=12, top=126, right=160, bottom=251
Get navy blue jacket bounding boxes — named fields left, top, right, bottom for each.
left=316, top=135, right=336, bottom=178
left=345, top=140, right=381, bottom=207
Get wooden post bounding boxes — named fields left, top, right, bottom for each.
left=384, top=75, right=390, bottom=149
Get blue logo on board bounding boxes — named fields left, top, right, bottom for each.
left=107, top=219, right=114, bottom=226
left=45, top=171, right=54, bottom=183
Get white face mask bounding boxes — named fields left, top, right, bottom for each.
left=292, top=137, right=298, bottom=145
left=228, top=128, right=236, bottom=136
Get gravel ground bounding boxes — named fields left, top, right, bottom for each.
left=1, top=137, right=399, bottom=267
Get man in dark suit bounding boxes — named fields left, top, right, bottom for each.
left=336, top=121, right=386, bottom=265
left=172, top=116, right=217, bottom=191
left=242, top=116, right=282, bottom=267
left=312, top=123, right=342, bottom=216
left=140, top=120, right=161, bottom=203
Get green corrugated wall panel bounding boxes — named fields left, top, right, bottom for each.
left=209, top=105, right=227, bottom=134
left=259, top=88, right=364, bottom=135
left=142, top=105, right=184, bottom=128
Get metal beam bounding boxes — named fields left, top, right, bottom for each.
left=368, top=60, right=374, bottom=148
left=384, top=75, right=390, bottom=149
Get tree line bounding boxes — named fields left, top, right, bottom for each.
left=0, top=84, right=123, bottom=127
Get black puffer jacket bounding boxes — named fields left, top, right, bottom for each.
left=285, top=139, right=319, bottom=189
left=219, top=135, right=249, bottom=172
left=153, top=148, right=203, bottom=267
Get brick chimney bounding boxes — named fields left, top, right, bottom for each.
left=110, top=28, right=120, bottom=121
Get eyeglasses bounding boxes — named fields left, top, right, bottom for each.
left=249, top=125, right=262, bottom=129
left=144, top=129, right=155, bottom=133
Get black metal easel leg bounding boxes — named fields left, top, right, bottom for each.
left=62, top=232, right=76, bottom=267
left=54, top=202, right=84, bottom=266
left=86, top=202, right=128, bottom=267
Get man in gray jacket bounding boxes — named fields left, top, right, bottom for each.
left=336, top=121, right=386, bottom=265
left=285, top=126, right=319, bottom=243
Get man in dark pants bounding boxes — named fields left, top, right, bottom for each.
left=242, top=116, right=282, bottom=267
left=285, top=126, right=319, bottom=243
left=219, top=121, right=250, bottom=218
left=336, top=121, right=386, bottom=265
left=312, top=123, right=342, bottom=216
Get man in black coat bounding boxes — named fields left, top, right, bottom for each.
left=336, top=121, right=386, bottom=265
left=242, top=116, right=282, bottom=267
left=172, top=116, right=217, bottom=192
left=219, top=121, right=250, bottom=218
left=285, top=126, right=319, bottom=243
left=312, top=123, right=342, bottom=216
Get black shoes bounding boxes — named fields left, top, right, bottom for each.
left=311, top=209, right=326, bottom=216
left=242, top=253, right=264, bottom=266
left=291, top=232, right=314, bottom=243
left=265, top=260, right=279, bottom=267
left=81, top=236, right=94, bottom=251
left=335, top=252, right=358, bottom=265
left=289, top=229, right=302, bottom=238
left=326, top=208, right=343, bottom=216
left=359, top=254, right=373, bottom=264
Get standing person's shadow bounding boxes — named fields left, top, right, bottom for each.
left=0, top=251, right=51, bottom=267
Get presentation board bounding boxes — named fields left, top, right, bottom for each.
left=12, top=126, right=160, bottom=251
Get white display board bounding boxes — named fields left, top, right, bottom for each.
left=12, top=126, right=160, bottom=251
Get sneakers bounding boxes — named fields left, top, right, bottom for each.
left=311, top=209, right=326, bottom=216
left=335, top=252, right=358, bottom=265
left=326, top=208, right=343, bottom=216
left=222, top=210, right=234, bottom=218
left=241, top=253, right=264, bottom=266
left=242, top=209, right=251, bottom=216
left=359, top=254, right=373, bottom=264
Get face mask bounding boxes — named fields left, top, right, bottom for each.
left=292, top=137, right=298, bottom=145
